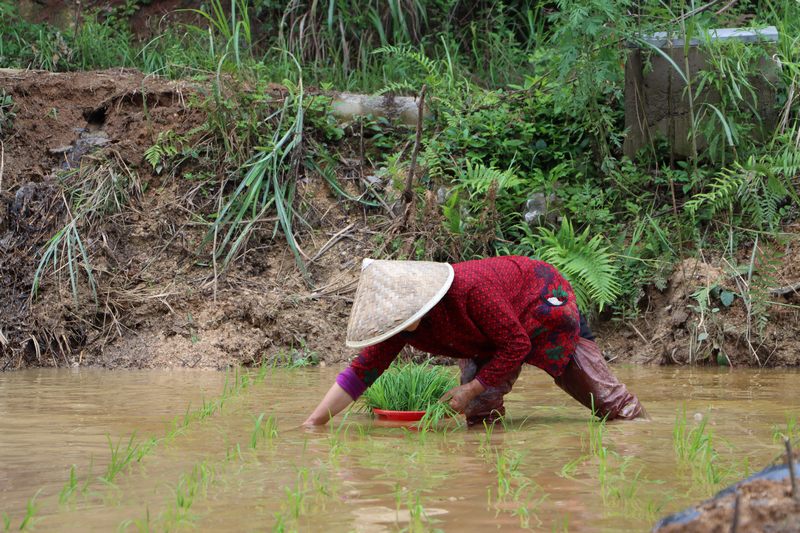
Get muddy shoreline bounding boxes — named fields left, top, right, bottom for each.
left=2, top=68, right=799, bottom=372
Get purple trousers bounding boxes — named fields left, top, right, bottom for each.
left=459, top=338, right=645, bottom=426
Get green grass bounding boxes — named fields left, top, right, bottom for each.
left=360, top=361, right=457, bottom=412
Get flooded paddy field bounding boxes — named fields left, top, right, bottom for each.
left=1, top=366, right=798, bottom=532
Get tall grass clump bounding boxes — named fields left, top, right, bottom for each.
left=360, top=361, right=457, bottom=412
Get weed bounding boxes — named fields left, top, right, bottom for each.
left=268, top=340, right=320, bottom=368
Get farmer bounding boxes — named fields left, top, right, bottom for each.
left=303, top=256, right=645, bottom=426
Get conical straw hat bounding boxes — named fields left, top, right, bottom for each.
left=346, top=259, right=454, bottom=348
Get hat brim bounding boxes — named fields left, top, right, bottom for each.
left=345, top=263, right=454, bottom=349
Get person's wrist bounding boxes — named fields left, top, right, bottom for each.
left=468, top=379, right=486, bottom=397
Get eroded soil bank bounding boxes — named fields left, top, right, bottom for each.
left=1, top=68, right=799, bottom=371
left=654, top=460, right=800, bottom=533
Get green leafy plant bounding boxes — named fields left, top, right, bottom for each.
left=0, top=89, right=15, bottom=137
left=360, top=361, right=457, bottom=412
left=510, top=219, right=621, bottom=312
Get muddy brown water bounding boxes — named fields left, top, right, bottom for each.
left=1, top=366, right=798, bottom=532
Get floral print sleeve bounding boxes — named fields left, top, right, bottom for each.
left=347, top=335, right=407, bottom=389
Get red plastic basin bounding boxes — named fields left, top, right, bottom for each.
left=372, top=409, right=426, bottom=422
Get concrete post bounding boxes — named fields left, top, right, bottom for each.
left=623, top=26, right=779, bottom=159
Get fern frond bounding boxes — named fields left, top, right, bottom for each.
left=374, top=81, right=417, bottom=96
left=533, top=219, right=621, bottom=312
left=144, top=144, right=164, bottom=170
left=684, top=167, right=745, bottom=216
left=459, top=160, right=522, bottom=195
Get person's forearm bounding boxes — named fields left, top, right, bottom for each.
left=303, top=382, right=355, bottom=426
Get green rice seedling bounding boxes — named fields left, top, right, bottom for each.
left=477, top=419, right=497, bottom=457
left=558, top=454, right=586, bottom=480
left=585, top=396, right=609, bottom=458
left=360, top=361, right=458, bottom=412
left=327, top=413, right=352, bottom=462
left=134, top=438, right=158, bottom=462
left=511, top=488, right=547, bottom=530
left=551, top=515, right=570, bottom=531
left=271, top=511, right=287, bottom=533
left=673, top=408, right=712, bottom=463
left=673, top=408, right=730, bottom=490
left=284, top=485, right=306, bottom=521
left=2, top=512, right=10, bottom=532
left=101, top=434, right=141, bottom=485
left=250, top=413, right=278, bottom=449
left=418, top=402, right=460, bottom=433
left=493, top=448, right=530, bottom=503
left=59, top=465, right=78, bottom=505
left=772, top=414, right=799, bottom=444
left=117, top=507, right=152, bottom=532
left=18, top=490, right=41, bottom=531
left=406, top=491, right=428, bottom=533
left=164, top=462, right=215, bottom=528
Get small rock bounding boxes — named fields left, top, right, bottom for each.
left=671, top=309, right=689, bottom=326
left=48, top=145, right=72, bottom=155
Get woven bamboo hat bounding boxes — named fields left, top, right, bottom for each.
left=345, top=258, right=454, bottom=348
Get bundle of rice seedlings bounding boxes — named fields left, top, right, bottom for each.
left=360, top=361, right=458, bottom=412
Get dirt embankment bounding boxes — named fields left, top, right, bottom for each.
left=0, top=68, right=368, bottom=371
left=597, top=248, right=800, bottom=367
left=654, top=455, right=800, bottom=533
left=1, top=68, right=799, bottom=371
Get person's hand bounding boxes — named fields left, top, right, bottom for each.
left=302, top=416, right=324, bottom=427
left=440, top=380, right=486, bottom=413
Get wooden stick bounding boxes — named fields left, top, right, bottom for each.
left=769, top=281, right=800, bottom=297
left=786, top=438, right=799, bottom=502
left=402, top=84, right=426, bottom=204
left=730, top=493, right=741, bottom=533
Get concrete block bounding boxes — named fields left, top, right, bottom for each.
left=624, top=26, right=780, bottom=159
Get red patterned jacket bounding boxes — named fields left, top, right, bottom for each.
left=338, top=256, right=581, bottom=398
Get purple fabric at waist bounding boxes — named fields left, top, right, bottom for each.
left=336, top=367, right=367, bottom=400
